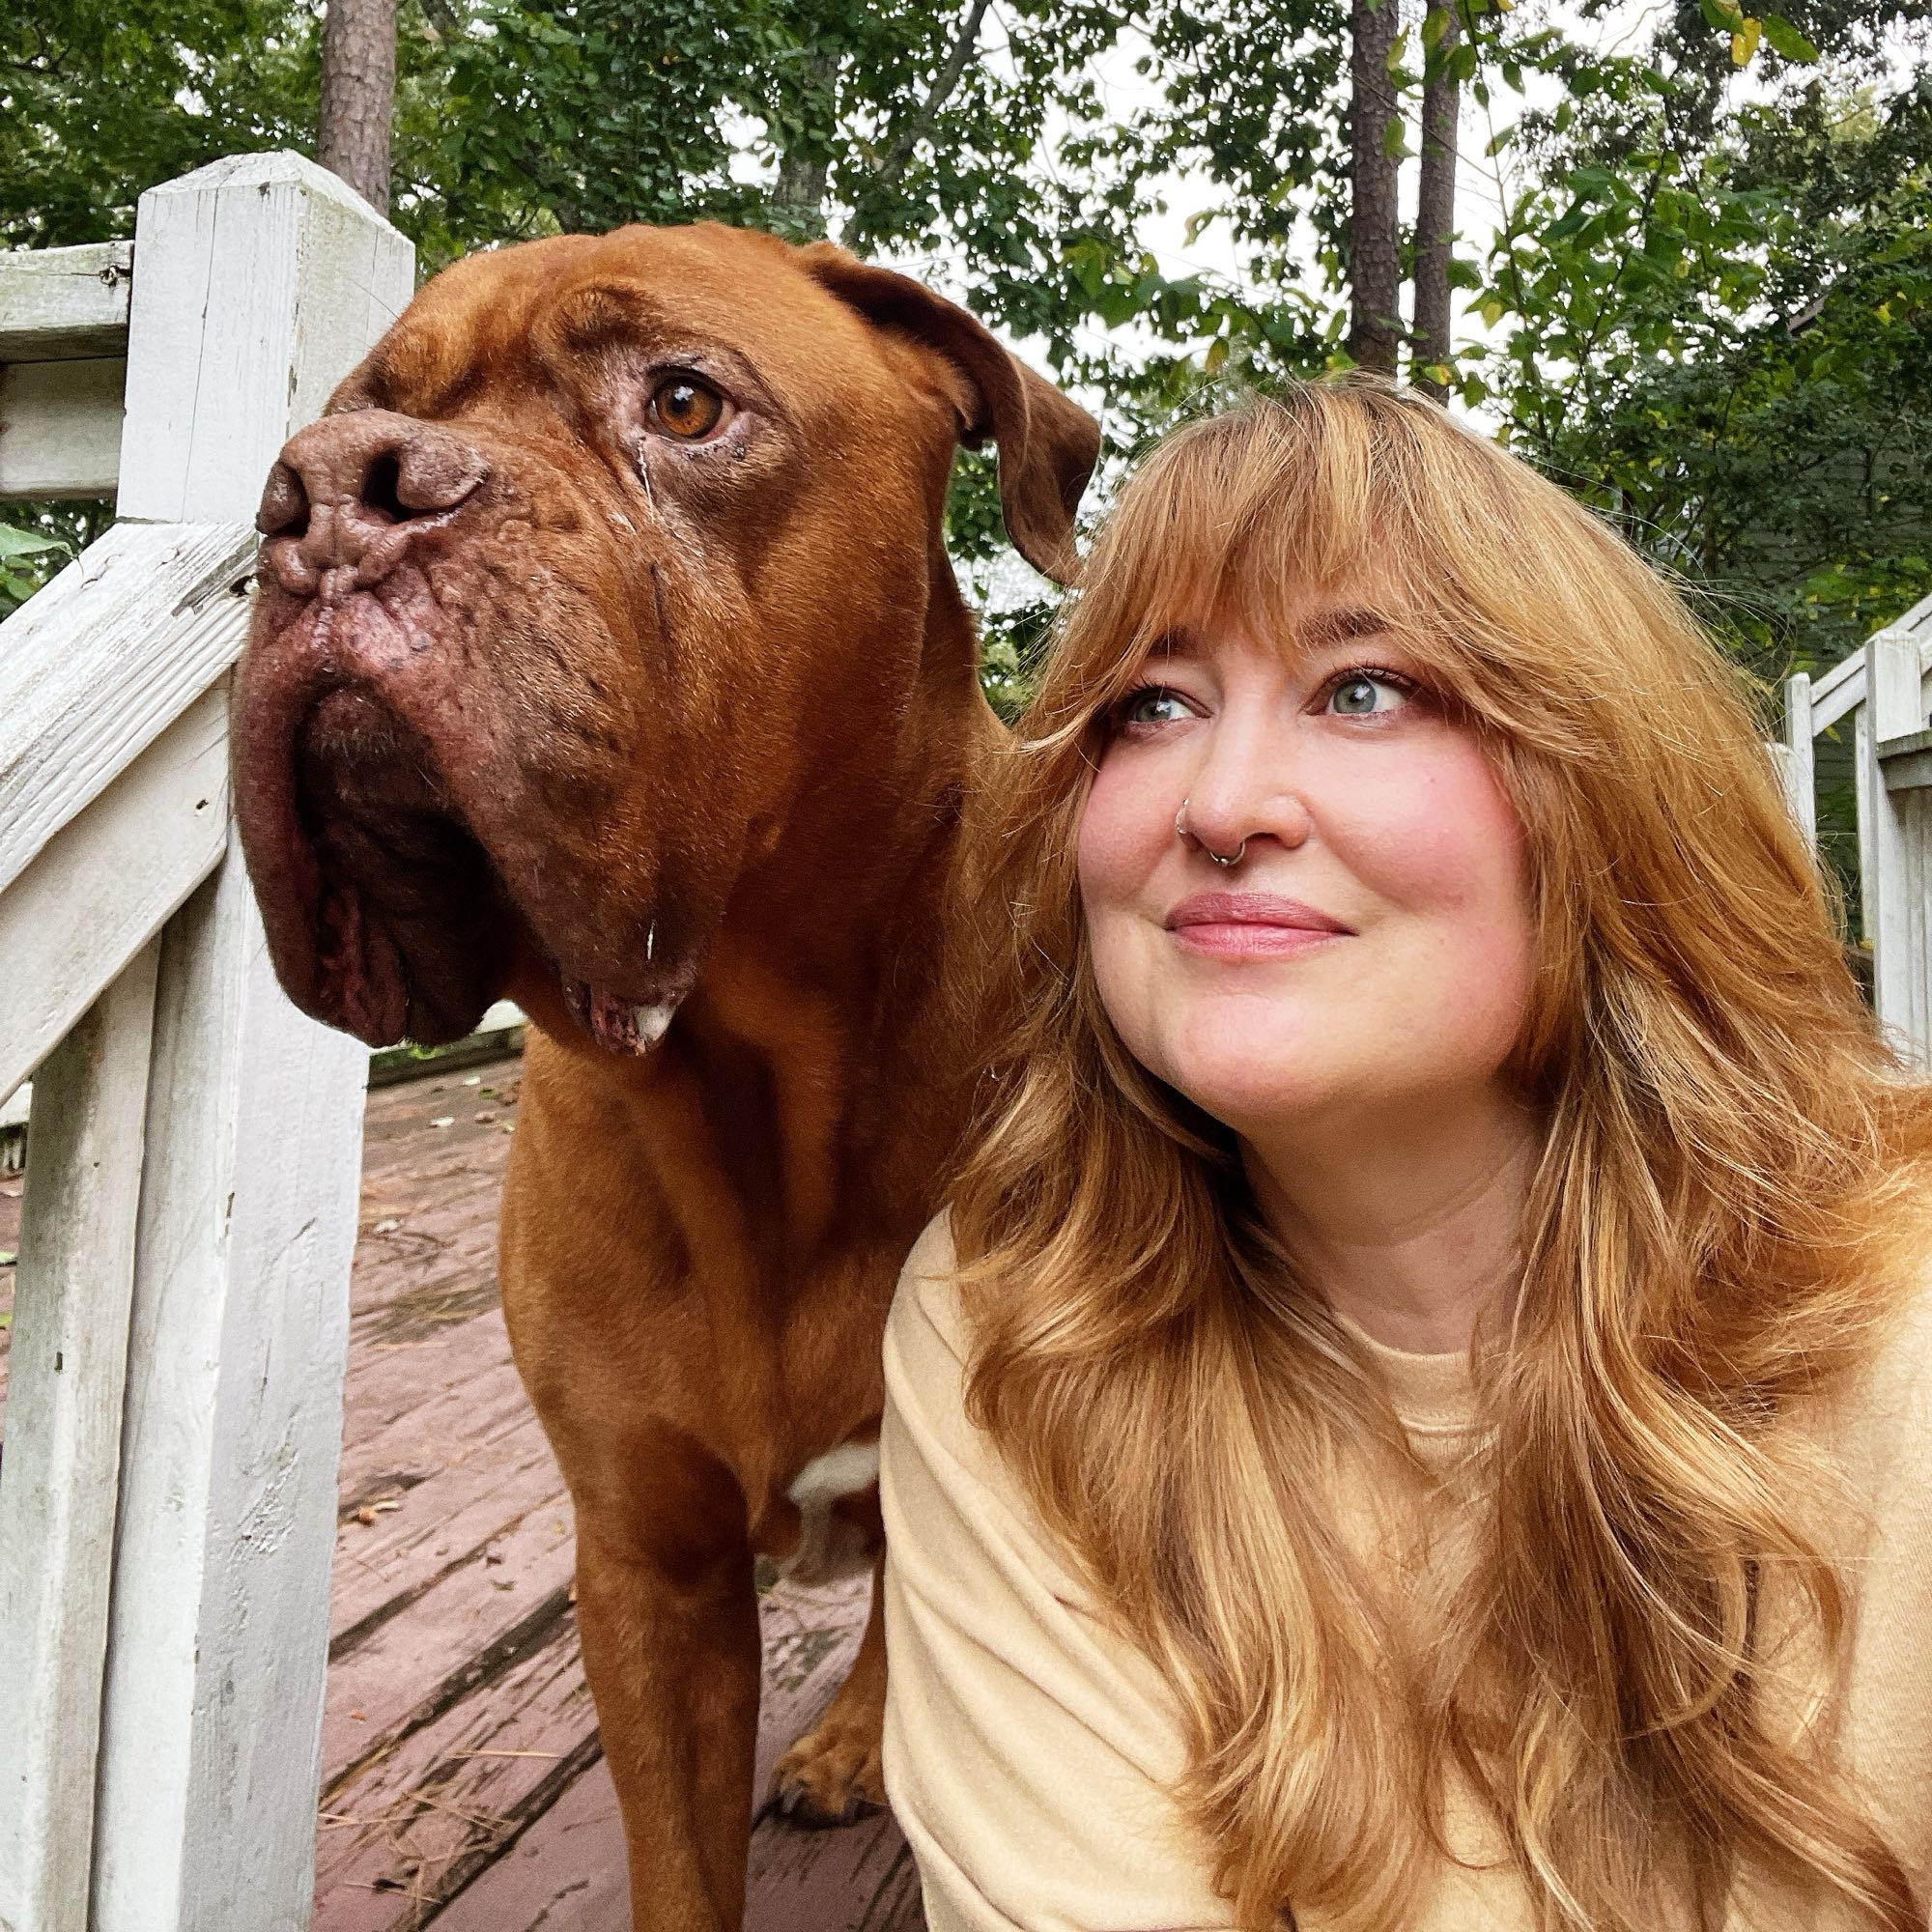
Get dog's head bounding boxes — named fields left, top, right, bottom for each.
left=233, top=223, right=1099, bottom=1054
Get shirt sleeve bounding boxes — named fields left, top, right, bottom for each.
left=1823, top=1272, right=1932, bottom=1909
left=878, top=1212, right=1238, bottom=1932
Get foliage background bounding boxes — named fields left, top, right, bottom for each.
left=3, top=0, right=1927, bottom=717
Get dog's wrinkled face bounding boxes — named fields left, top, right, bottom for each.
left=233, top=223, right=1097, bottom=1053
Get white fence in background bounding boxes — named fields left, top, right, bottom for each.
left=1781, top=589, right=1932, bottom=1067
left=0, top=154, right=411, bottom=1932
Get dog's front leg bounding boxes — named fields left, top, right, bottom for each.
left=772, top=1547, right=888, bottom=1822
left=576, top=1519, right=761, bottom=1931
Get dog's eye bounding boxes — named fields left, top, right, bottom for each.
left=648, top=376, right=729, bottom=441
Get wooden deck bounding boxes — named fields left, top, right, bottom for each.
left=0, top=1053, right=925, bottom=1932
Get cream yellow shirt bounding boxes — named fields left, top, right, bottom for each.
left=879, top=1213, right=1932, bottom=1932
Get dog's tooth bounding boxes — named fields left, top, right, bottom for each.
left=630, top=1001, right=676, bottom=1047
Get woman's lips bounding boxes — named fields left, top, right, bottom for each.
left=1165, top=891, right=1354, bottom=958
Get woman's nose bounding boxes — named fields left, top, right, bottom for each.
left=1179, top=728, right=1314, bottom=863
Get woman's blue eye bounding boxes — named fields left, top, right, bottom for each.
left=1122, top=687, right=1190, bottom=726
left=1326, top=673, right=1410, bottom=716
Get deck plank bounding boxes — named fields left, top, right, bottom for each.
left=331, top=1398, right=567, bottom=1641
left=316, top=1585, right=597, bottom=1929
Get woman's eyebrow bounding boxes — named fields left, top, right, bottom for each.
left=1298, top=606, right=1393, bottom=648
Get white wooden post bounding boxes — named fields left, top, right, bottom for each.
left=0, top=153, right=411, bottom=1932
left=1780, top=670, right=1816, bottom=846
left=0, top=948, right=161, bottom=1929
left=1865, top=626, right=1929, bottom=1063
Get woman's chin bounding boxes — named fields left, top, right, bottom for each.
left=1158, top=1044, right=1347, bottom=1135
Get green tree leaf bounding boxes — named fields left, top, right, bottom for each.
left=1759, top=12, right=1820, bottom=59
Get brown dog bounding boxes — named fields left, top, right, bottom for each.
left=231, top=223, right=1099, bottom=1928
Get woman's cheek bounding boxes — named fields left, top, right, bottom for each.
left=1366, top=753, right=1536, bottom=1036
left=1347, top=746, right=1524, bottom=910
left=1076, top=756, right=1167, bottom=908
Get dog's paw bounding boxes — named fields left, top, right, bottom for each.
left=770, top=1714, right=887, bottom=1828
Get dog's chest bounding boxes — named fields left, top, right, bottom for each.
left=774, top=1440, right=880, bottom=1587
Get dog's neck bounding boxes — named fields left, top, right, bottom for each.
left=507, top=559, right=1004, bottom=1261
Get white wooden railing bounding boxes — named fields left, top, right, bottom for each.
left=0, top=154, right=412, bottom=1932
left=1781, top=589, right=1932, bottom=1066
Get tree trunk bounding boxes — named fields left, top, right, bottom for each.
left=1413, top=0, right=1461, bottom=399
left=772, top=52, right=839, bottom=239
left=318, top=0, right=397, bottom=217
left=1349, top=0, right=1403, bottom=375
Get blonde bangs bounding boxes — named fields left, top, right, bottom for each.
left=1029, top=385, right=1706, bottom=776
left=951, top=378, right=1930, bottom=1932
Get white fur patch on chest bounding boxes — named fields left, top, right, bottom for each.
left=777, top=1440, right=880, bottom=1586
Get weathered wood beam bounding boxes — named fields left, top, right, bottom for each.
left=0, top=946, right=161, bottom=1927
left=0, top=518, right=256, bottom=898
left=0, top=241, right=133, bottom=361
left=0, top=686, right=228, bottom=1104
left=117, top=150, right=411, bottom=523
left=1780, top=669, right=1815, bottom=843
left=1879, top=724, right=1932, bottom=793
left=85, top=150, right=410, bottom=1932
left=0, top=356, right=126, bottom=499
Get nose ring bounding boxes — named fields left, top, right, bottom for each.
left=1175, top=797, right=1247, bottom=868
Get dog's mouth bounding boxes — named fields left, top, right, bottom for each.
left=235, top=583, right=707, bottom=1056
left=286, top=685, right=517, bottom=1047
left=237, top=675, right=686, bottom=1056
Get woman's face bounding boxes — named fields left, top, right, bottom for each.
left=1076, top=591, right=1538, bottom=1144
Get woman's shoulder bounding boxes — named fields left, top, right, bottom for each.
left=1804, top=1226, right=1932, bottom=1498
left=881, top=1208, right=1099, bottom=1609
left=1847, top=1204, right=1932, bottom=1394
left=886, top=1207, right=971, bottom=1368
left=1855, top=1239, right=1932, bottom=1429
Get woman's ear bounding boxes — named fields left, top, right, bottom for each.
left=799, top=243, right=1100, bottom=586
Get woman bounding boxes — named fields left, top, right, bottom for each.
left=878, top=381, right=1932, bottom=1932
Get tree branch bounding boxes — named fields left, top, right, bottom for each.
left=881, top=0, right=994, bottom=181
left=1348, top=0, right=1403, bottom=373
left=412, top=0, right=464, bottom=45
left=318, top=0, right=397, bottom=215
left=1412, top=0, right=1462, bottom=398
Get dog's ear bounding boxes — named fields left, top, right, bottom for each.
left=800, top=244, right=1099, bottom=586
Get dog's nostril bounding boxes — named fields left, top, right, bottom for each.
left=362, top=451, right=406, bottom=524
left=256, top=461, right=311, bottom=541
left=358, top=442, right=485, bottom=522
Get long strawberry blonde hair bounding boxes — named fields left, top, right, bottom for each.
left=947, top=380, right=1932, bottom=1932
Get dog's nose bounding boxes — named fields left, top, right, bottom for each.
left=258, top=411, right=488, bottom=596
